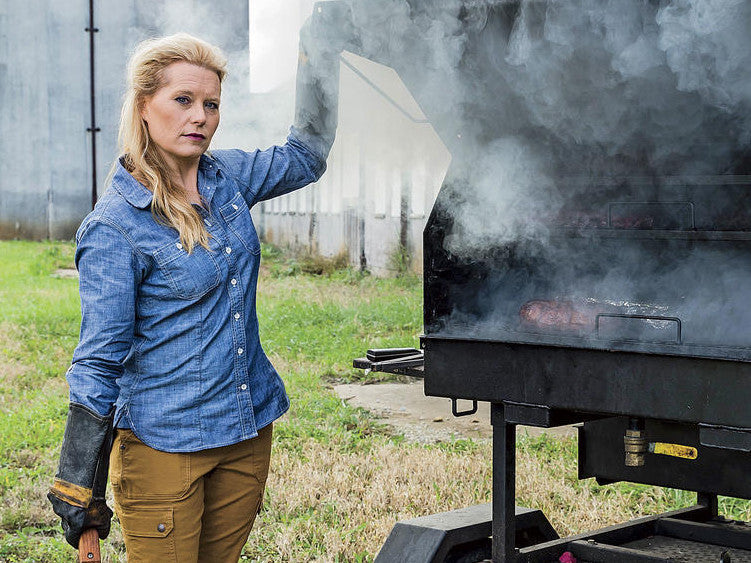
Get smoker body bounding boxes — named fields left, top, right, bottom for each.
left=418, top=175, right=751, bottom=561
left=348, top=0, right=751, bottom=561
left=401, top=183, right=751, bottom=561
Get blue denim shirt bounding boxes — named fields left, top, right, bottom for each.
left=66, top=128, right=326, bottom=453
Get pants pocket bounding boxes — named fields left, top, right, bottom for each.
left=115, top=430, right=191, bottom=500
left=118, top=505, right=177, bottom=563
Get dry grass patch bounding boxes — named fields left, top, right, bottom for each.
left=517, top=444, right=633, bottom=536
left=0, top=320, right=73, bottom=394
left=242, top=433, right=695, bottom=561
left=0, top=447, right=58, bottom=531
left=264, top=354, right=310, bottom=377
left=245, top=439, right=492, bottom=561
left=516, top=438, right=693, bottom=538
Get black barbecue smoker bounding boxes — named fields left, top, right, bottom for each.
left=351, top=0, right=751, bottom=561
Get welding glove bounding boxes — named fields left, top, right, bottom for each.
left=47, top=403, right=114, bottom=549
left=295, top=1, right=359, bottom=156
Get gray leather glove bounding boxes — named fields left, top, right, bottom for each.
left=295, top=1, right=360, bottom=156
left=47, top=403, right=114, bottom=549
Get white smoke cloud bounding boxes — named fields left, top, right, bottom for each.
left=338, top=0, right=751, bottom=348
left=345, top=0, right=751, bottom=258
left=249, top=0, right=314, bottom=94
left=658, top=0, right=751, bottom=117
left=444, top=137, right=558, bottom=255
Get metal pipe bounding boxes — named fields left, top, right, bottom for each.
left=491, top=403, right=517, bottom=562
left=86, top=0, right=100, bottom=209
left=625, top=417, right=647, bottom=467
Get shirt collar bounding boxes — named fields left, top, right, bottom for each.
left=111, top=154, right=219, bottom=210
left=200, top=152, right=220, bottom=179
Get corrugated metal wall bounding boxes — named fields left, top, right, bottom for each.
left=2, top=1, right=448, bottom=274
left=0, top=0, right=249, bottom=240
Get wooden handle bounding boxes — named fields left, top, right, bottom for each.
left=78, top=528, right=101, bottom=563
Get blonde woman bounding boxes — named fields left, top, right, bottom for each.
left=48, top=5, right=351, bottom=561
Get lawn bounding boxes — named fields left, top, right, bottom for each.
left=0, top=240, right=749, bottom=562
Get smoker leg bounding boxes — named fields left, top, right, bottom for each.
left=492, top=403, right=517, bottom=562
left=697, top=492, right=718, bottom=518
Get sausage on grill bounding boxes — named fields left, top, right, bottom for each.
left=519, top=300, right=602, bottom=332
left=519, top=298, right=672, bottom=335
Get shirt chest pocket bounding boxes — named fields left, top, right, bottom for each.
left=219, top=192, right=260, bottom=255
left=152, top=240, right=221, bottom=300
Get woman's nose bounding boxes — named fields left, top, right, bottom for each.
left=191, top=107, right=207, bottom=124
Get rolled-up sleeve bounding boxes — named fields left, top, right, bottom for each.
left=67, top=219, right=141, bottom=417
left=214, top=126, right=329, bottom=205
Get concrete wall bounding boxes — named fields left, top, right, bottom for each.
left=0, top=0, right=249, bottom=240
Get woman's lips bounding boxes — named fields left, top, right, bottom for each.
left=184, top=133, right=206, bottom=140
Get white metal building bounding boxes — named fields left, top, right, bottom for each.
left=249, top=1, right=450, bottom=274
left=256, top=52, right=450, bottom=275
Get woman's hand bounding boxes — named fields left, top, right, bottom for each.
left=47, top=404, right=114, bottom=548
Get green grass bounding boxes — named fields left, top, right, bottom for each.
left=0, top=240, right=424, bottom=561
left=3, top=240, right=751, bottom=561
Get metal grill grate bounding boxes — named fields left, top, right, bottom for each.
left=624, top=536, right=751, bottom=562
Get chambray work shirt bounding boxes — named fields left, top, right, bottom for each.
left=66, top=129, right=326, bottom=452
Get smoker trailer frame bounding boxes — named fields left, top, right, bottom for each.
left=358, top=335, right=751, bottom=563
left=426, top=336, right=751, bottom=562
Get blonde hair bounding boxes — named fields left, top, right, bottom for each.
left=116, top=33, right=227, bottom=252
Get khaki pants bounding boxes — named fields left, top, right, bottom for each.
left=109, top=425, right=272, bottom=563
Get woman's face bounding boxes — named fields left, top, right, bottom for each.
left=140, top=61, right=221, bottom=169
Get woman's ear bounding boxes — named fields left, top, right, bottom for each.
left=138, top=97, right=150, bottom=123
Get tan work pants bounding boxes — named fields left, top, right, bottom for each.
left=109, top=424, right=272, bottom=563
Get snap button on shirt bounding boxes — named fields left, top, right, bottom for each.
left=65, top=129, right=328, bottom=453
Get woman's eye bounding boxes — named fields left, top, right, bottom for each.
left=175, top=96, right=190, bottom=105
left=205, top=101, right=219, bottom=110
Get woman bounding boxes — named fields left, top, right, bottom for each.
left=48, top=7, right=348, bottom=560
